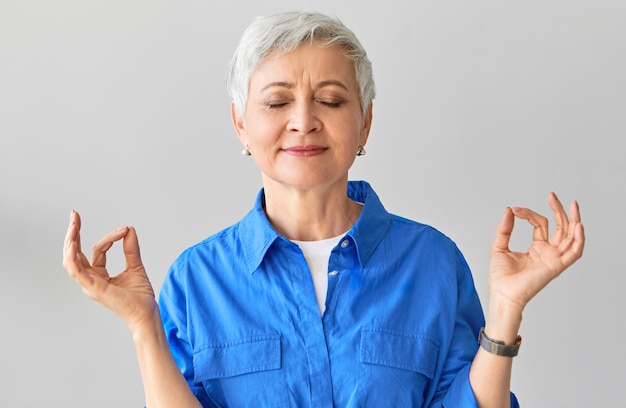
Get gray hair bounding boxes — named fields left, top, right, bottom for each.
left=227, top=11, right=376, bottom=116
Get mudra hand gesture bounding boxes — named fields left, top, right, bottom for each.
left=488, top=192, right=585, bottom=316
left=63, top=210, right=157, bottom=332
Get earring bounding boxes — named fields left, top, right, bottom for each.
left=356, top=145, right=366, bottom=156
left=241, top=145, right=251, bottom=156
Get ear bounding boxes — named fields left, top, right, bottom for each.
left=359, top=102, right=373, bottom=147
left=231, top=102, right=247, bottom=145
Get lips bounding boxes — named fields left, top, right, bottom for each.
left=282, top=145, right=328, bottom=157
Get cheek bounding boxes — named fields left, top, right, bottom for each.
left=246, top=114, right=283, bottom=143
left=339, top=121, right=364, bottom=147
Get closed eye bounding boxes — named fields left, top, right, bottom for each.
left=267, top=102, right=289, bottom=109
left=318, top=100, right=343, bottom=108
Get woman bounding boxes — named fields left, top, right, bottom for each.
left=62, top=11, right=585, bottom=407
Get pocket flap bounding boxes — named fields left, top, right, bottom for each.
left=360, top=328, right=439, bottom=379
left=193, top=335, right=282, bottom=382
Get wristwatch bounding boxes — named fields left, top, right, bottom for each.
left=478, top=328, right=522, bottom=357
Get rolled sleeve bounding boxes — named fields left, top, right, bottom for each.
left=159, top=261, right=215, bottom=407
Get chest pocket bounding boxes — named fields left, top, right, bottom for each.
left=358, top=328, right=440, bottom=407
left=193, top=335, right=290, bottom=407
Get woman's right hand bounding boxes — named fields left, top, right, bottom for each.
left=63, top=210, right=158, bottom=333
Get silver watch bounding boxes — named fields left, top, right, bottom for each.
left=478, top=328, right=522, bottom=357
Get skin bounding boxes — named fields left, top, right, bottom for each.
left=62, top=43, right=585, bottom=407
left=470, top=195, right=584, bottom=407
left=232, top=43, right=372, bottom=241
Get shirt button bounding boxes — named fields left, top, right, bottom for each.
left=328, top=270, right=339, bottom=276
left=340, top=239, right=350, bottom=248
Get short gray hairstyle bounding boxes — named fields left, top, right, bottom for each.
left=227, top=11, right=376, bottom=116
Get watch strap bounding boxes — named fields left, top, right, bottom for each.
left=478, top=328, right=522, bottom=357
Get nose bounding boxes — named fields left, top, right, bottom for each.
left=287, top=100, right=322, bottom=135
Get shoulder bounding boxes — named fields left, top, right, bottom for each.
left=167, top=222, right=245, bottom=278
left=383, top=212, right=472, bottom=276
left=389, top=212, right=460, bottom=251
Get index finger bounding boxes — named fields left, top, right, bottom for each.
left=91, top=226, right=130, bottom=268
left=510, top=206, right=550, bottom=242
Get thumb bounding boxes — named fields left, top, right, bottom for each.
left=491, top=207, right=514, bottom=253
left=123, top=226, right=143, bottom=269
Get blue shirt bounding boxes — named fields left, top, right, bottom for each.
left=159, top=180, right=519, bottom=407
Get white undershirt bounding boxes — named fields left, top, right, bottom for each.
left=292, top=232, right=345, bottom=315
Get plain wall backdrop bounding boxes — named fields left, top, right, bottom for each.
left=1, top=0, right=624, bottom=406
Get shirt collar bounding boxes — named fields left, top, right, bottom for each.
left=238, top=188, right=282, bottom=274
left=238, top=180, right=391, bottom=273
left=345, top=180, right=392, bottom=267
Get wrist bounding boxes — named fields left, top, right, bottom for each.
left=486, top=294, right=523, bottom=344
left=478, top=327, right=522, bottom=357
left=130, top=309, right=165, bottom=345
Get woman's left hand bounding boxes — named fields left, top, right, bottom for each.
left=488, top=192, right=585, bottom=316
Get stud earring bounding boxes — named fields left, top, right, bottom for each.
left=241, top=145, right=251, bottom=156
left=356, top=145, right=366, bottom=156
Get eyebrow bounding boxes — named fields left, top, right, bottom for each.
left=316, top=80, right=349, bottom=91
left=260, top=80, right=349, bottom=93
left=260, top=82, right=293, bottom=92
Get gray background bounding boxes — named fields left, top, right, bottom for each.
left=1, top=0, right=624, bottom=406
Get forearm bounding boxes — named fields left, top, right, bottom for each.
left=132, top=312, right=202, bottom=408
left=469, top=297, right=522, bottom=408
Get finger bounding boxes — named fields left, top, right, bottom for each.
left=63, top=211, right=88, bottom=270
left=567, top=201, right=585, bottom=247
left=558, top=222, right=585, bottom=267
left=569, top=200, right=581, bottom=224
left=548, top=192, right=569, bottom=245
left=66, top=239, right=112, bottom=301
left=64, top=210, right=78, bottom=254
left=123, top=226, right=144, bottom=269
left=573, top=221, right=585, bottom=256
left=559, top=202, right=585, bottom=263
left=91, top=226, right=130, bottom=268
left=64, top=238, right=92, bottom=287
left=557, top=201, right=583, bottom=251
left=63, top=211, right=74, bottom=260
left=510, top=206, right=549, bottom=242
left=560, top=200, right=580, bottom=244
left=74, top=210, right=82, bottom=253
left=491, top=207, right=514, bottom=253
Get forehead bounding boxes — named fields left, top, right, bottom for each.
left=250, top=43, right=357, bottom=90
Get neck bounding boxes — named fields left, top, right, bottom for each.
left=262, top=177, right=361, bottom=241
